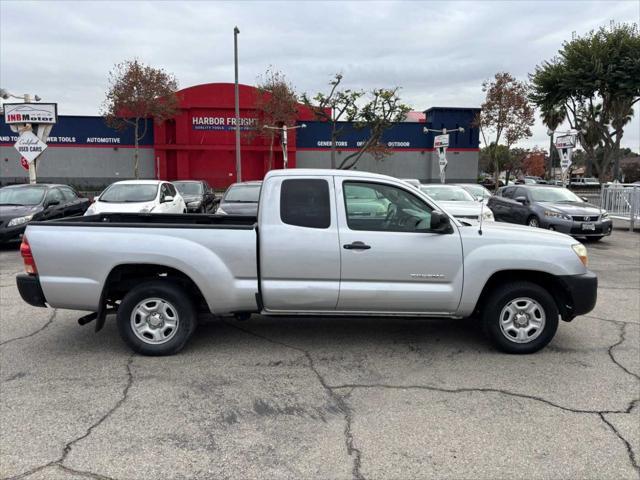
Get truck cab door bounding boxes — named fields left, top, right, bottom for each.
left=259, top=176, right=340, bottom=311
left=335, top=178, right=463, bottom=313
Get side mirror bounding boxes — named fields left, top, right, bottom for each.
left=581, top=196, right=589, bottom=202
left=163, top=195, right=174, bottom=203
left=428, top=211, right=452, bottom=233
left=514, top=196, right=527, bottom=204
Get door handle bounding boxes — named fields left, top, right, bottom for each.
left=343, top=241, right=371, bottom=250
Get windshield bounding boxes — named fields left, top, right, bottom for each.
left=420, top=186, right=475, bottom=202
left=224, top=184, right=261, bottom=203
left=462, top=185, right=491, bottom=199
left=100, top=184, right=159, bottom=203
left=0, top=186, right=46, bottom=206
left=174, top=182, right=203, bottom=195
left=529, top=187, right=583, bottom=203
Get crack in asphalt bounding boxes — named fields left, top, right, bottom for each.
left=607, top=322, right=640, bottom=382
left=583, top=314, right=639, bottom=326
left=2, top=355, right=133, bottom=480
left=0, top=309, right=57, bottom=347
left=599, top=413, right=640, bottom=475
left=222, top=320, right=364, bottom=480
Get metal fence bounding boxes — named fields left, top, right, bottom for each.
left=600, top=184, right=640, bottom=231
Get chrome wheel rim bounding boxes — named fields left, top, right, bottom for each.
left=130, top=297, right=179, bottom=345
left=499, top=297, right=546, bottom=344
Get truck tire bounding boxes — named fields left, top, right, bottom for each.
left=117, top=280, right=197, bottom=356
left=482, top=281, right=558, bottom=354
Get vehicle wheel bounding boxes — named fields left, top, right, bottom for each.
left=481, top=281, right=559, bottom=354
left=117, top=280, right=197, bottom=356
left=527, top=216, right=540, bottom=228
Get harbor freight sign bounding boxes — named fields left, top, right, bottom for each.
left=14, top=131, right=47, bottom=163
left=192, top=115, right=257, bottom=131
left=4, top=103, right=57, bottom=124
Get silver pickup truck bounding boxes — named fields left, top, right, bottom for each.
left=17, top=169, right=597, bottom=356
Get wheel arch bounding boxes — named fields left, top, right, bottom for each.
left=473, top=269, right=573, bottom=321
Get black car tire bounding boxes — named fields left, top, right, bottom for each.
left=482, top=281, right=559, bottom=354
left=527, top=215, right=540, bottom=228
left=117, top=280, right=197, bottom=356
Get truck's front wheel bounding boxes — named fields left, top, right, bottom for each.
left=117, top=280, right=197, bottom=356
left=482, top=282, right=558, bottom=354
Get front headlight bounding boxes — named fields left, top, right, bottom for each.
left=187, top=201, right=202, bottom=208
left=8, top=215, right=34, bottom=227
left=139, top=206, right=156, bottom=213
left=216, top=207, right=227, bottom=215
left=544, top=210, right=571, bottom=220
left=572, top=243, right=588, bottom=267
left=600, top=211, right=609, bottom=219
left=482, top=210, right=494, bottom=221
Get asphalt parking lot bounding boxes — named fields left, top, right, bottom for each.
left=1, top=223, right=638, bottom=480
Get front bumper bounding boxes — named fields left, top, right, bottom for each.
left=16, top=274, right=48, bottom=307
left=557, top=271, right=598, bottom=319
left=0, top=224, right=27, bottom=242
left=540, top=217, right=613, bottom=237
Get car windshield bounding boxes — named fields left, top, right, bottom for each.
left=462, top=185, right=491, bottom=199
left=529, top=187, right=583, bottom=203
left=174, top=182, right=203, bottom=195
left=420, top=186, right=475, bottom=202
left=100, top=184, right=158, bottom=203
left=0, top=186, right=46, bottom=206
left=224, top=184, right=261, bottom=203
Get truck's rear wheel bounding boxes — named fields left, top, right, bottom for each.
left=482, top=281, right=558, bottom=354
left=117, top=280, right=197, bottom=356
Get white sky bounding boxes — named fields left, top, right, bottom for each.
left=1, top=0, right=638, bottom=151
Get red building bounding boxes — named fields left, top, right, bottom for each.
left=154, top=83, right=316, bottom=189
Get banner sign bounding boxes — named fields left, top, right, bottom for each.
left=4, top=103, right=57, bottom=124
left=14, top=131, right=47, bottom=163
left=0, top=116, right=153, bottom=146
left=434, top=134, right=449, bottom=183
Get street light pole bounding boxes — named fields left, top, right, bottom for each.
left=233, top=26, right=242, bottom=182
left=264, top=124, right=307, bottom=169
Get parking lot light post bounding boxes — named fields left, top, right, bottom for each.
left=264, top=124, right=307, bottom=169
left=233, top=26, right=241, bottom=182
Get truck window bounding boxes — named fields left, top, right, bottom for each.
left=343, top=181, right=432, bottom=232
left=280, top=179, right=331, bottom=229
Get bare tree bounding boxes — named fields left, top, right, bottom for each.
left=102, top=59, right=179, bottom=178
left=302, top=74, right=362, bottom=169
left=475, top=72, right=535, bottom=188
left=253, top=68, right=299, bottom=171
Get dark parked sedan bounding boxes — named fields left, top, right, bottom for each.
left=0, top=184, right=90, bottom=242
left=488, top=184, right=612, bottom=240
left=173, top=180, right=217, bottom=213
left=216, top=181, right=262, bottom=216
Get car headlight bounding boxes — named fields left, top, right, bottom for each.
left=482, top=210, right=494, bottom=221
left=187, top=201, right=202, bottom=208
left=600, top=211, right=609, bottom=219
left=7, top=215, right=34, bottom=227
left=544, top=210, right=571, bottom=220
left=139, top=206, right=156, bottom=213
left=572, top=243, right=588, bottom=267
left=216, top=207, right=227, bottom=215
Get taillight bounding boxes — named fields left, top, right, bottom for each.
left=20, top=236, right=38, bottom=275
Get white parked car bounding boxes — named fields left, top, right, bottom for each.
left=420, top=184, right=494, bottom=224
left=84, top=180, right=186, bottom=215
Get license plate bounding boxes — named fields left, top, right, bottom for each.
left=582, top=222, right=595, bottom=231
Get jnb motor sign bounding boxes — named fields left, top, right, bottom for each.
left=1, top=83, right=480, bottom=188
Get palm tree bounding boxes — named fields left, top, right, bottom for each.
left=541, top=105, right=566, bottom=179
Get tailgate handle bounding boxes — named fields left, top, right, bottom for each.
left=344, top=241, right=371, bottom=250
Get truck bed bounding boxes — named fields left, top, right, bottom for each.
left=31, top=212, right=257, bottom=229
